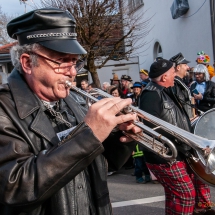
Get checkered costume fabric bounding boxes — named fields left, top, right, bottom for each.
left=147, top=161, right=211, bottom=215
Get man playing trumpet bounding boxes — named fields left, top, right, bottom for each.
left=0, top=8, right=139, bottom=215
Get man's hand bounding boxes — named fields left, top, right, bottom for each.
left=84, top=97, right=138, bottom=142
left=118, top=121, right=142, bottom=143
left=193, top=92, right=203, bottom=100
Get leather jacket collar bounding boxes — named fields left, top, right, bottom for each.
left=144, top=81, right=165, bottom=92
left=7, top=69, right=59, bottom=144
left=8, top=69, right=41, bottom=119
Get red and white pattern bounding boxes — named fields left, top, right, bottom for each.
left=147, top=161, right=211, bottom=215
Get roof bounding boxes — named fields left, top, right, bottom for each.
left=0, top=42, right=17, bottom=54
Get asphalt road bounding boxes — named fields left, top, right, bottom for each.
left=107, top=168, right=215, bottom=215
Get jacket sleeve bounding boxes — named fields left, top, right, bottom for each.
left=202, top=82, right=215, bottom=103
left=0, top=107, right=104, bottom=207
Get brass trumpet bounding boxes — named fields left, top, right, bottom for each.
left=65, top=81, right=215, bottom=186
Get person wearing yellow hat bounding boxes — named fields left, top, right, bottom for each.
left=139, top=69, right=150, bottom=84
left=196, top=51, right=215, bottom=79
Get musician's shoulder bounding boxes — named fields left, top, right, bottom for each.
left=141, top=89, right=160, bottom=102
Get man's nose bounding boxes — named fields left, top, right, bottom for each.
left=69, top=66, right=77, bottom=76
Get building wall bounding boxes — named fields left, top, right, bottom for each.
left=89, top=56, right=140, bottom=84
left=129, top=0, right=213, bottom=70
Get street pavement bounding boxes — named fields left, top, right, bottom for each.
left=107, top=168, right=215, bottom=215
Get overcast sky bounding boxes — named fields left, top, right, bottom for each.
left=1, top=0, right=42, bottom=16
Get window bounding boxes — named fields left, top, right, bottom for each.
left=153, top=42, right=163, bottom=60
left=128, top=0, right=144, bottom=13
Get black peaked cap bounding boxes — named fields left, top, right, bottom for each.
left=169, top=52, right=190, bottom=65
left=7, top=8, right=87, bottom=54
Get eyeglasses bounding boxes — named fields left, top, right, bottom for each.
left=30, top=52, right=85, bottom=73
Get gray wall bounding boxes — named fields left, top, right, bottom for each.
left=129, top=0, right=213, bottom=70
left=89, top=56, right=140, bottom=85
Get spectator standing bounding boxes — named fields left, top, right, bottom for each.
left=110, top=86, right=123, bottom=98
left=129, top=82, right=151, bottom=183
left=196, top=51, right=215, bottom=79
left=110, top=74, right=121, bottom=87
left=128, top=82, right=142, bottom=107
left=139, top=69, right=150, bottom=84
left=88, top=82, right=96, bottom=91
left=81, top=79, right=89, bottom=91
left=102, top=82, right=111, bottom=92
left=121, top=75, right=133, bottom=98
left=132, top=144, right=151, bottom=183
left=190, top=64, right=215, bottom=112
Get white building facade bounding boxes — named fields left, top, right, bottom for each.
left=88, top=56, right=140, bottom=85
left=126, top=0, right=214, bottom=71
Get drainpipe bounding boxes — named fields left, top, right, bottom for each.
left=210, top=0, right=215, bottom=62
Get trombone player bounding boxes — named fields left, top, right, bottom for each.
left=140, top=59, right=214, bottom=215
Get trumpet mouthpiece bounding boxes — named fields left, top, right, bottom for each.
left=65, top=80, right=72, bottom=88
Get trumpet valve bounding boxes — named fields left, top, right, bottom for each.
left=123, top=106, right=133, bottom=114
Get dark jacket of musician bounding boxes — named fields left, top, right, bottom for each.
left=172, top=76, right=193, bottom=118
left=190, top=81, right=215, bottom=112
left=0, top=69, right=135, bottom=215
left=140, top=81, right=192, bottom=164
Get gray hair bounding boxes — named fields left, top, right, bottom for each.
left=103, top=82, right=110, bottom=87
left=150, top=75, right=162, bottom=82
left=193, top=64, right=210, bottom=81
left=10, top=43, right=43, bottom=73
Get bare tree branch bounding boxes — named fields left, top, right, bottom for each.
left=38, top=0, right=152, bottom=87
left=0, top=6, right=16, bottom=45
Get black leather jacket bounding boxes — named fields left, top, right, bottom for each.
left=190, top=81, right=215, bottom=112
left=0, top=69, right=135, bottom=215
left=173, top=76, right=193, bottom=118
left=139, top=82, right=192, bottom=164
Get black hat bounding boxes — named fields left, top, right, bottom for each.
left=121, top=75, right=132, bottom=81
left=131, top=82, right=142, bottom=89
left=149, top=59, right=173, bottom=78
left=169, top=53, right=190, bottom=65
left=7, top=8, right=87, bottom=55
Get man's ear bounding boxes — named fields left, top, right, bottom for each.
left=20, top=53, right=32, bottom=74
left=176, top=64, right=180, bottom=71
left=161, top=74, right=167, bottom=82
